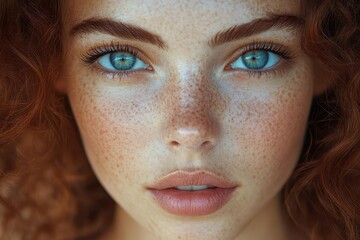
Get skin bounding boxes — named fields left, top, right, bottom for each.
left=59, top=0, right=327, bottom=239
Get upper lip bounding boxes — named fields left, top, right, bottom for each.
left=147, top=169, right=238, bottom=190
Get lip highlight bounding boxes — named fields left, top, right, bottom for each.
left=147, top=169, right=238, bottom=216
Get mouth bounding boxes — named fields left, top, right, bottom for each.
left=173, top=185, right=217, bottom=191
left=147, top=169, right=238, bottom=216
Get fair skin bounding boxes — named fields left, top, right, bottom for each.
left=59, top=0, right=325, bottom=239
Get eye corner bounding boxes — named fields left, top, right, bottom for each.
left=146, top=64, right=154, bottom=71
left=223, top=62, right=233, bottom=71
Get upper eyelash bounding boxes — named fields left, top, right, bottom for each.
left=81, top=41, right=295, bottom=80
left=81, top=42, right=140, bottom=65
left=223, top=40, right=295, bottom=78
left=236, top=40, right=295, bottom=60
left=82, top=41, right=293, bottom=65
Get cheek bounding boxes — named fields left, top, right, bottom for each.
left=228, top=72, right=313, bottom=193
left=67, top=81, right=158, bottom=190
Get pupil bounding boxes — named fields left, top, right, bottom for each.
left=242, top=50, right=268, bottom=69
left=110, top=52, right=136, bottom=70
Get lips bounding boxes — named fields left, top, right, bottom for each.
left=147, top=169, right=238, bottom=190
left=147, top=169, right=238, bottom=216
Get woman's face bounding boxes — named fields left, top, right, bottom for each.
left=61, top=0, right=315, bottom=239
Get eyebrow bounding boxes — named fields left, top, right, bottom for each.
left=71, top=18, right=168, bottom=49
left=209, top=14, right=304, bottom=47
left=70, top=14, right=304, bottom=49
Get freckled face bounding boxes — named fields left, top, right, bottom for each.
left=62, top=0, right=313, bottom=239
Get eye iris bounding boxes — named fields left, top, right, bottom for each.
left=242, top=50, right=269, bottom=69
left=110, top=52, right=136, bottom=70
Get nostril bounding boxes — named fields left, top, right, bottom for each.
left=170, top=141, right=180, bottom=147
left=202, top=141, right=211, bottom=147
left=169, top=140, right=212, bottom=149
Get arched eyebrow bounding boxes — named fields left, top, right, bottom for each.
left=70, top=14, right=304, bottom=50
left=71, top=17, right=168, bottom=49
left=209, top=14, right=304, bottom=47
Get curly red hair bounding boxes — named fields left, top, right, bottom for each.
left=0, top=0, right=359, bottom=239
left=283, top=1, right=360, bottom=239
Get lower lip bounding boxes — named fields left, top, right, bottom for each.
left=148, top=187, right=236, bottom=216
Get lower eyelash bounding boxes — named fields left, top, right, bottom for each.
left=105, top=71, right=131, bottom=82
left=226, top=41, right=296, bottom=79
left=82, top=41, right=295, bottom=81
left=88, top=65, right=141, bottom=82
left=241, top=67, right=285, bottom=79
left=233, top=57, right=295, bottom=80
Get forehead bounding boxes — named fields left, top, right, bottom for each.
left=62, top=0, right=301, bottom=33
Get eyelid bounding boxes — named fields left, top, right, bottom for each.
left=81, top=42, right=154, bottom=71
left=224, top=41, right=295, bottom=71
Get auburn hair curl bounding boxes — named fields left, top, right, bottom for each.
left=0, top=0, right=359, bottom=239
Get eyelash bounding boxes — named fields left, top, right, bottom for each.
left=81, top=41, right=295, bottom=80
left=82, top=43, right=139, bottom=64
left=226, top=41, right=295, bottom=78
left=82, top=42, right=146, bottom=80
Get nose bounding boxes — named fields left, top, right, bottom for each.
left=165, top=110, right=220, bottom=153
left=162, top=78, right=221, bottom=154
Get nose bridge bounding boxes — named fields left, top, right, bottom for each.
left=162, top=67, right=221, bottom=153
